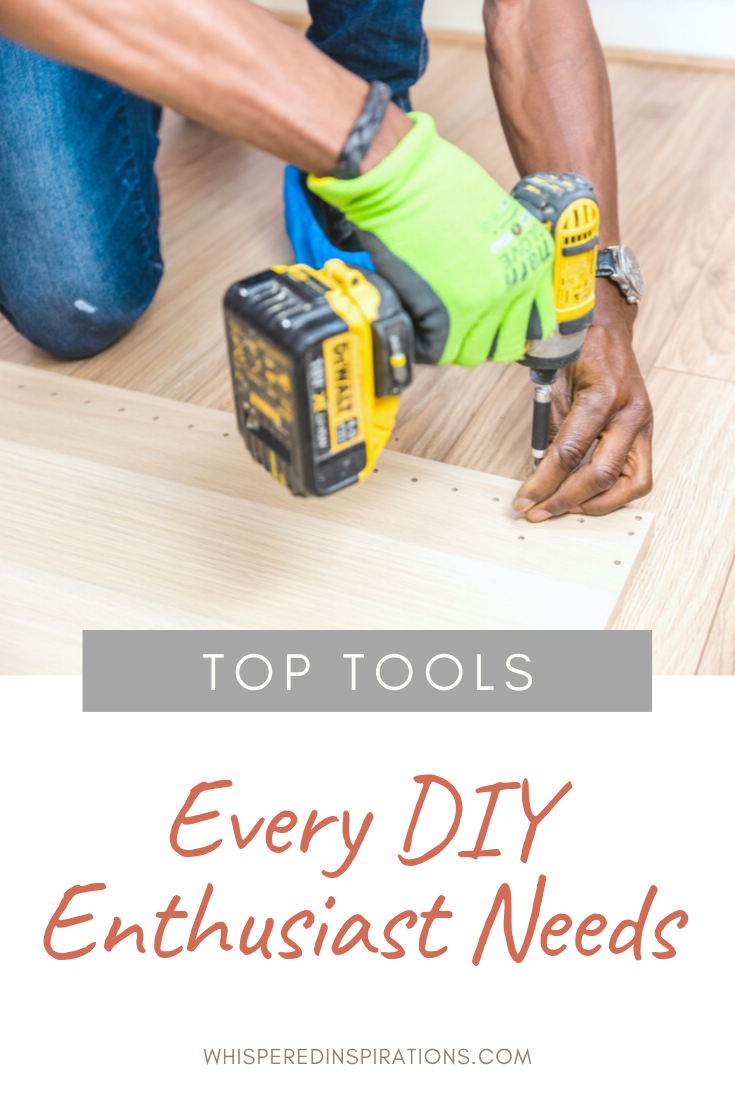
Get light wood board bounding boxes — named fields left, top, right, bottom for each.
left=0, top=362, right=653, bottom=673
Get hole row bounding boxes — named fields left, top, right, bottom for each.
left=18, top=387, right=236, bottom=437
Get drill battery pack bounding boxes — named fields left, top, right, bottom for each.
left=224, top=260, right=414, bottom=497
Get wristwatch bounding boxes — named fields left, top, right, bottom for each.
left=596, top=245, right=646, bottom=304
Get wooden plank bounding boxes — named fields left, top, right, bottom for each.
left=697, top=557, right=735, bottom=675
left=0, top=363, right=653, bottom=672
left=610, top=71, right=735, bottom=373
left=656, top=206, right=735, bottom=383
left=608, top=368, right=735, bottom=673
left=397, top=361, right=735, bottom=675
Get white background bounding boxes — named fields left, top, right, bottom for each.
left=1, top=677, right=732, bottom=1100
left=261, top=0, right=735, bottom=60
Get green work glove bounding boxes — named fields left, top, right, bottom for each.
left=308, top=112, right=556, bottom=367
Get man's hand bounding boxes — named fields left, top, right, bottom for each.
left=513, top=294, right=653, bottom=520
left=484, top=0, right=652, bottom=518
left=309, top=113, right=556, bottom=367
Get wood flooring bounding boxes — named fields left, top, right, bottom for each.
left=0, top=43, right=732, bottom=673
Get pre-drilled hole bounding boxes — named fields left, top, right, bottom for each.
left=17, top=385, right=24, bottom=389
left=635, top=516, right=642, bottom=521
left=577, top=518, right=585, bottom=524
left=518, top=536, right=526, bottom=541
left=152, top=416, right=159, bottom=421
left=187, top=424, right=194, bottom=428
left=614, top=560, right=622, bottom=566
left=628, top=531, right=635, bottom=536
left=222, top=433, right=230, bottom=437
left=83, top=400, right=91, bottom=404
left=492, top=497, right=500, bottom=503
left=118, top=408, right=125, bottom=412
left=51, top=392, right=58, bottom=396
left=451, top=487, right=458, bottom=492
left=411, top=478, right=418, bottom=483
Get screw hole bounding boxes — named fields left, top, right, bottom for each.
left=628, top=531, right=635, bottom=536
left=222, top=433, right=230, bottom=437
left=492, top=497, right=500, bottom=503
left=83, top=400, right=91, bottom=405
left=411, top=478, right=418, bottom=483
left=51, top=392, right=58, bottom=397
left=577, top=518, right=585, bottom=524
left=614, top=560, right=622, bottom=566
left=518, top=536, right=526, bottom=541
left=187, top=424, right=194, bottom=428
left=118, top=408, right=125, bottom=412
left=451, top=487, right=458, bottom=492
left=152, top=416, right=159, bottom=421
left=635, top=516, right=642, bottom=521
left=17, top=385, right=24, bottom=390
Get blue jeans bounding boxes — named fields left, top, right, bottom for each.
left=0, top=3, right=427, bottom=358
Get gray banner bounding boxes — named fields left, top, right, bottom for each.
left=82, top=630, right=651, bottom=712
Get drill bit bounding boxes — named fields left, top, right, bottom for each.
left=531, top=383, right=553, bottom=468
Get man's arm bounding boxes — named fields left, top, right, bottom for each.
left=0, top=0, right=556, bottom=386
left=0, top=0, right=411, bottom=174
left=484, top=0, right=653, bottom=519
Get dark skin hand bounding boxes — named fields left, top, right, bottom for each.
left=529, top=283, right=653, bottom=519
left=484, top=0, right=654, bottom=520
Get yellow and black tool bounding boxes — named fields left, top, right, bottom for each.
left=513, top=173, right=600, bottom=467
left=224, top=172, right=599, bottom=497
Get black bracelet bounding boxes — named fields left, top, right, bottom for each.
left=334, top=80, right=393, bottom=179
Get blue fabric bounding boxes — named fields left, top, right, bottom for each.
left=0, top=37, right=163, bottom=358
left=283, top=166, right=374, bottom=270
left=0, top=2, right=428, bottom=357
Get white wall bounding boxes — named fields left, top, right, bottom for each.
left=262, top=0, right=735, bottom=60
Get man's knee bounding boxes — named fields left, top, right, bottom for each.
left=3, top=256, right=163, bottom=359
left=0, top=38, right=163, bottom=358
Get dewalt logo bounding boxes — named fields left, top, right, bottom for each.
left=332, top=341, right=353, bottom=414
left=325, top=332, right=363, bottom=453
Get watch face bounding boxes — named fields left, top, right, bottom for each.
left=619, top=245, right=646, bottom=297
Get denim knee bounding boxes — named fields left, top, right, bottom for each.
left=0, top=38, right=163, bottom=358
left=2, top=252, right=163, bottom=359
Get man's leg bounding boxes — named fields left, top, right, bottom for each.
left=306, top=0, right=428, bottom=110
left=0, top=38, right=163, bottom=358
left=284, top=0, right=428, bottom=266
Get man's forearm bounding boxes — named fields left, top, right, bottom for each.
left=0, top=0, right=410, bottom=174
left=483, top=0, right=633, bottom=329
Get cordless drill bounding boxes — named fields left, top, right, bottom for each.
left=224, top=172, right=600, bottom=497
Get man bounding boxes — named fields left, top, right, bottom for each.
left=0, top=0, right=652, bottom=521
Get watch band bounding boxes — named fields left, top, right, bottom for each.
left=596, top=247, right=617, bottom=279
left=334, top=81, right=394, bottom=179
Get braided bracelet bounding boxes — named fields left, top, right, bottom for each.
left=333, top=80, right=394, bottom=179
